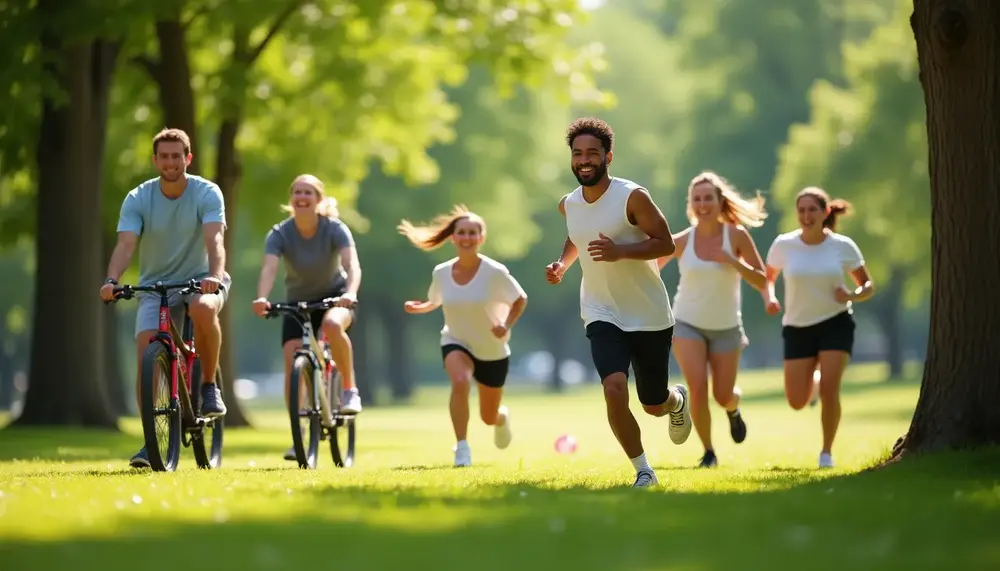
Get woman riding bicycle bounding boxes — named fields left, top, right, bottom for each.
left=252, top=174, right=363, bottom=461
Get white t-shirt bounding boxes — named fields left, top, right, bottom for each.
left=766, top=229, right=865, bottom=327
left=427, top=255, right=527, bottom=361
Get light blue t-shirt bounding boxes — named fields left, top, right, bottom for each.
left=117, top=175, right=226, bottom=286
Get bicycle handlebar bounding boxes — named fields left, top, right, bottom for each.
left=106, top=279, right=219, bottom=304
left=264, top=297, right=358, bottom=319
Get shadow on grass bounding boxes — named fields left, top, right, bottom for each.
left=3, top=449, right=998, bottom=571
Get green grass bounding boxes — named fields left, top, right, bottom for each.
left=1, top=363, right=998, bottom=571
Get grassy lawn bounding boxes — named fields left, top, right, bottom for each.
left=1, top=362, right=998, bottom=571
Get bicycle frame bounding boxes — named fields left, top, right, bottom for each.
left=143, top=285, right=203, bottom=426
left=296, top=316, right=337, bottom=429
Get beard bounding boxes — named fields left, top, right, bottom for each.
left=572, top=159, right=608, bottom=186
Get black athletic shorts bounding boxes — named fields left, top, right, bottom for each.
left=441, top=344, right=509, bottom=388
left=782, top=311, right=855, bottom=360
left=585, top=320, right=674, bottom=406
left=280, top=292, right=355, bottom=345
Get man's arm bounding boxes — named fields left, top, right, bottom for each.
left=618, top=188, right=676, bottom=260
left=340, top=246, right=362, bottom=296
left=557, top=194, right=579, bottom=268
left=106, top=232, right=138, bottom=282
left=203, top=222, right=226, bottom=279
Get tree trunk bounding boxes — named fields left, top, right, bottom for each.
left=350, top=305, right=377, bottom=406
left=214, top=116, right=252, bottom=427
left=103, top=232, right=129, bottom=415
left=541, top=313, right=567, bottom=392
left=153, top=19, right=200, bottom=173
left=890, top=0, right=1000, bottom=460
left=874, top=266, right=906, bottom=380
left=15, top=29, right=118, bottom=428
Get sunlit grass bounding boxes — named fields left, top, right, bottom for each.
left=1, top=362, right=998, bottom=571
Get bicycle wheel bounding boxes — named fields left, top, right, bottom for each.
left=328, top=368, right=356, bottom=468
left=289, top=354, right=321, bottom=469
left=191, top=359, right=225, bottom=469
left=140, top=342, right=182, bottom=472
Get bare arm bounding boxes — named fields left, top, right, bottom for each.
left=557, top=195, right=579, bottom=268
left=657, top=231, right=688, bottom=270
left=256, top=254, right=280, bottom=299
left=340, top=246, right=362, bottom=296
left=764, top=265, right=780, bottom=300
left=725, top=226, right=767, bottom=291
left=618, top=189, right=675, bottom=260
left=504, top=295, right=528, bottom=329
left=203, top=222, right=226, bottom=279
left=405, top=300, right=441, bottom=314
left=106, top=232, right=138, bottom=282
left=848, top=265, right=875, bottom=302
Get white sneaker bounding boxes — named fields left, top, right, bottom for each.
left=632, top=470, right=658, bottom=488
left=819, top=451, right=834, bottom=469
left=494, top=405, right=512, bottom=449
left=454, top=441, right=472, bottom=467
left=668, top=384, right=693, bottom=445
left=340, top=388, right=362, bottom=414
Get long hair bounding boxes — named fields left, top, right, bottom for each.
left=397, top=204, right=486, bottom=251
left=796, top=186, right=852, bottom=231
left=279, top=174, right=339, bottom=218
left=686, top=171, right=768, bottom=228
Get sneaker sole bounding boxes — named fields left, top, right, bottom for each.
left=668, top=385, right=693, bottom=445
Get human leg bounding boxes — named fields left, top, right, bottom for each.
left=815, top=312, right=856, bottom=468
left=671, top=322, right=713, bottom=466
left=629, top=327, right=692, bottom=446
left=279, top=315, right=304, bottom=460
left=705, top=325, right=747, bottom=446
left=321, top=305, right=361, bottom=413
left=586, top=321, right=655, bottom=487
left=442, top=345, right=476, bottom=466
left=187, top=276, right=230, bottom=417
left=471, top=357, right=512, bottom=449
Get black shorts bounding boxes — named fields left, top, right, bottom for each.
left=280, top=293, right=355, bottom=345
left=441, top=344, right=509, bottom=388
left=585, top=320, right=673, bottom=407
left=782, top=311, right=855, bottom=360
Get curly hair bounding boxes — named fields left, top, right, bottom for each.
left=566, top=117, right=614, bottom=153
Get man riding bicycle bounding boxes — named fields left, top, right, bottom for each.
left=99, top=128, right=231, bottom=469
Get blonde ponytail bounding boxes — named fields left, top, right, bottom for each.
left=398, top=204, right=486, bottom=251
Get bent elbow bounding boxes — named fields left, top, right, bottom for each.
left=661, top=241, right=676, bottom=257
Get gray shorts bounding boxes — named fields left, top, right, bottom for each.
left=134, top=274, right=231, bottom=336
left=673, top=319, right=747, bottom=354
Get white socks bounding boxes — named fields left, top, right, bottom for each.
left=630, top=452, right=652, bottom=474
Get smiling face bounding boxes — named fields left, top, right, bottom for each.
left=796, top=194, right=827, bottom=231
left=153, top=141, right=191, bottom=183
left=450, top=217, right=485, bottom=254
left=289, top=180, right=320, bottom=215
left=689, top=181, right=722, bottom=223
left=570, top=134, right=611, bottom=187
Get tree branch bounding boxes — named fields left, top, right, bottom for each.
left=246, top=1, right=304, bottom=64
left=182, top=5, right=213, bottom=31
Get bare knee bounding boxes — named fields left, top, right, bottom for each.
left=602, top=375, right=629, bottom=411
left=818, top=383, right=839, bottom=405
left=713, top=386, right=734, bottom=408
left=480, top=407, right=498, bottom=425
left=188, top=298, right=219, bottom=325
left=322, top=317, right=346, bottom=339
left=787, top=394, right=810, bottom=410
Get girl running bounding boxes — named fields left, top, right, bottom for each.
left=658, top=171, right=768, bottom=468
left=399, top=205, right=528, bottom=468
left=763, top=186, right=875, bottom=469
left=252, top=174, right=364, bottom=462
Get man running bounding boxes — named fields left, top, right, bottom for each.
left=99, top=128, right=230, bottom=469
left=545, top=117, right=692, bottom=488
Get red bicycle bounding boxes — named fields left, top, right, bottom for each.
left=110, top=279, right=225, bottom=472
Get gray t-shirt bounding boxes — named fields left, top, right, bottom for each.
left=264, top=216, right=355, bottom=301
left=117, top=175, right=226, bottom=286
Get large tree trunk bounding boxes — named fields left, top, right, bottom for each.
left=15, top=28, right=119, bottom=428
left=103, top=232, right=129, bottom=415
left=380, top=301, right=414, bottom=402
left=890, top=0, right=1000, bottom=460
left=350, top=305, right=376, bottom=406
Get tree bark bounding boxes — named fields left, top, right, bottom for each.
left=890, top=0, right=1000, bottom=460
left=380, top=300, right=414, bottom=402
left=15, top=27, right=119, bottom=428
left=103, top=232, right=129, bottom=415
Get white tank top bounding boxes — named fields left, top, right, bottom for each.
left=672, top=225, right=742, bottom=330
left=564, top=177, right=674, bottom=331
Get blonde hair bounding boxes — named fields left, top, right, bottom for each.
left=280, top=174, right=339, bottom=218
left=397, top=204, right=486, bottom=251
left=686, top=171, right=768, bottom=228
left=796, top=186, right=852, bottom=231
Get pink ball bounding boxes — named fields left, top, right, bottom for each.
left=554, top=434, right=578, bottom=454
